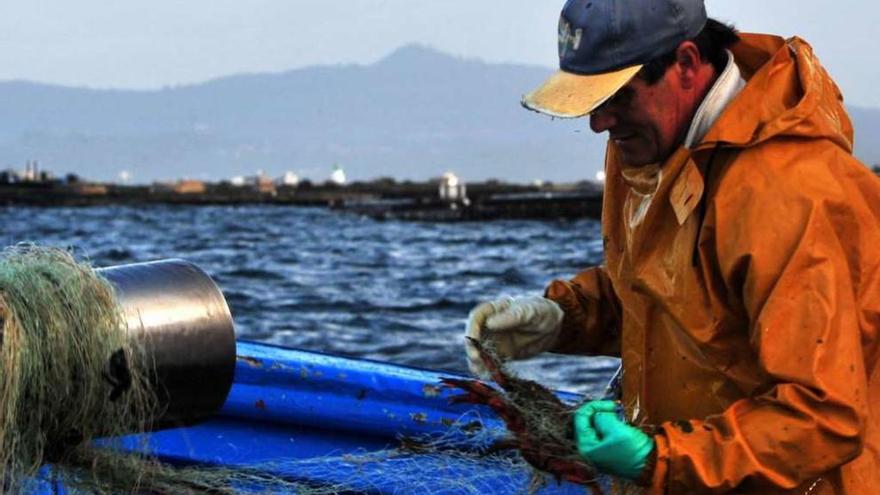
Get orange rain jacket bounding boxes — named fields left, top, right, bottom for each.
left=545, top=33, right=880, bottom=494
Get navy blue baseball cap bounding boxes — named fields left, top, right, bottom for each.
left=522, top=0, right=707, bottom=118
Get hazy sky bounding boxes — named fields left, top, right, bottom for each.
left=1, top=1, right=877, bottom=107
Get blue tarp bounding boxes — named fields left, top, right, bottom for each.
left=38, top=340, right=607, bottom=494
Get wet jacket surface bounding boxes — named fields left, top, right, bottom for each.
left=545, top=33, right=880, bottom=494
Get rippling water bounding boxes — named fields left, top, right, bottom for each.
left=0, top=205, right=618, bottom=395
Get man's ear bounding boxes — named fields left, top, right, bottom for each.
left=675, top=41, right=702, bottom=90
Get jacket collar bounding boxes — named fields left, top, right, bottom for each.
left=684, top=50, right=746, bottom=149
left=667, top=51, right=744, bottom=226
left=669, top=157, right=706, bottom=225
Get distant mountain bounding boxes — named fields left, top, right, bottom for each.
left=0, top=44, right=877, bottom=183
left=0, top=45, right=603, bottom=183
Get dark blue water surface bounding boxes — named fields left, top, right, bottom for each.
left=0, top=205, right=618, bottom=395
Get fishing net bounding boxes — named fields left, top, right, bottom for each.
left=0, top=244, right=157, bottom=492
left=0, top=245, right=296, bottom=494
left=442, top=338, right=642, bottom=495
left=0, top=244, right=634, bottom=494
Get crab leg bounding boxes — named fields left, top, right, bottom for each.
left=441, top=378, right=529, bottom=433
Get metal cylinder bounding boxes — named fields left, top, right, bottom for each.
left=97, top=259, right=236, bottom=427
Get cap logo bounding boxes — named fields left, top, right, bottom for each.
left=558, top=17, right=583, bottom=58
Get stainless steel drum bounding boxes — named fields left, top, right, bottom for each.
left=98, top=259, right=236, bottom=426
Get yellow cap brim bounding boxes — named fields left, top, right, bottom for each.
left=521, top=64, right=643, bottom=118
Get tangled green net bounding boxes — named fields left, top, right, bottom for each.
left=0, top=245, right=159, bottom=492
left=0, top=245, right=309, bottom=493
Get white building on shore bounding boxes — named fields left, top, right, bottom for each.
left=438, top=171, right=467, bottom=203
left=277, top=171, right=300, bottom=186
left=329, top=165, right=346, bottom=185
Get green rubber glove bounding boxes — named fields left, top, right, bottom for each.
left=573, top=400, right=655, bottom=480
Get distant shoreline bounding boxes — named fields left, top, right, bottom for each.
left=0, top=180, right=604, bottom=221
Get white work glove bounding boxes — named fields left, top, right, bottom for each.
left=465, top=296, right=564, bottom=378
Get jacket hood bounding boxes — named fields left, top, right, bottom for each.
left=700, top=33, right=854, bottom=153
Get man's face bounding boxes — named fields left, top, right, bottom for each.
left=588, top=71, right=693, bottom=166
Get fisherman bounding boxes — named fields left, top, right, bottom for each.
left=465, top=0, right=880, bottom=492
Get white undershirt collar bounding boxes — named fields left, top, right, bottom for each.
left=683, top=50, right=746, bottom=149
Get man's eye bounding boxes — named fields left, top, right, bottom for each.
left=609, top=90, right=633, bottom=107
left=598, top=89, right=631, bottom=112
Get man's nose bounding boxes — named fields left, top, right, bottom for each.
left=589, top=107, right=617, bottom=134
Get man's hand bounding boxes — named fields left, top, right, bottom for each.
left=574, top=400, right=655, bottom=481
left=465, top=296, right=564, bottom=377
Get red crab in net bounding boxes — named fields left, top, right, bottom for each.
left=441, top=337, right=603, bottom=495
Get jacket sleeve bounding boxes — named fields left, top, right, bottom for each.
left=649, top=161, right=871, bottom=493
left=543, top=266, right=623, bottom=357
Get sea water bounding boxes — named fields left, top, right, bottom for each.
left=0, top=205, right=618, bottom=396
